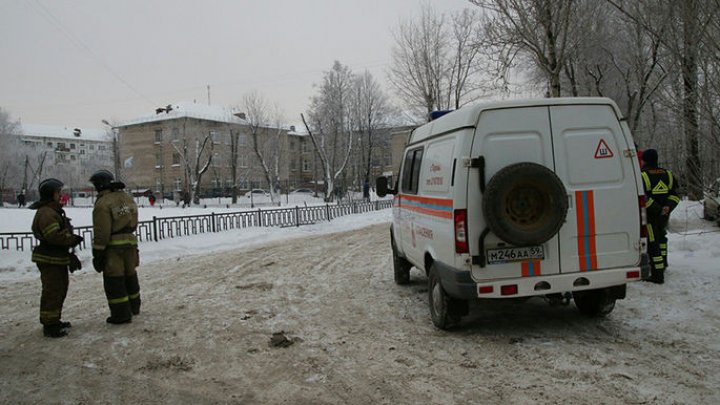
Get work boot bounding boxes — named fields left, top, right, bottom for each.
left=106, top=316, right=132, bottom=325
left=60, top=321, right=72, bottom=328
left=43, top=324, right=68, bottom=338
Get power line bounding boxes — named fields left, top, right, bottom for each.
left=29, top=0, right=157, bottom=107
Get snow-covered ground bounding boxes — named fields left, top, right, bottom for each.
left=0, top=200, right=719, bottom=403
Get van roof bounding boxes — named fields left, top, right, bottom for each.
left=410, top=97, right=624, bottom=144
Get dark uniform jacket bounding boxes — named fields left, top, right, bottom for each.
left=31, top=201, right=76, bottom=265
left=641, top=166, right=681, bottom=218
left=92, top=190, right=138, bottom=251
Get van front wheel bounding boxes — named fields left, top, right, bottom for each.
left=573, top=288, right=616, bottom=317
left=392, top=234, right=411, bottom=285
left=428, top=264, right=463, bottom=329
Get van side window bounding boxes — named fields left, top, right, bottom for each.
left=401, top=148, right=424, bottom=194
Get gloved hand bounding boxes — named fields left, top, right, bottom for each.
left=92, top=249, right=106, bottom=273
left=71, top=234, right=84, bottom=247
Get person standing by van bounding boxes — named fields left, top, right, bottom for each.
left=641, top=149, right=681, bottom=284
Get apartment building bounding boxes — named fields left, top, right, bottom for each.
left=17, top=124, right=113, bottom=189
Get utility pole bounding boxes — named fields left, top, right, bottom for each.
left=207, top=85, right=211, bottom=105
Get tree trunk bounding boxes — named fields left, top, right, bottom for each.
left=682, top=0, right=701, bottom=199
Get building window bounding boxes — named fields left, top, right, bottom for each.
left=239, top=153, right=248, bottom=168
left=90, top=145, right=95, bottom=150
left=57, top=142, right=66, bottom=150
left=210, top=131, right=220, bottom=144
left=70, top=143, right=76, bottom=149
left=238, top=134, right=247, bottom=146
left=47, top=142, right=53, bottom=147
left=155, top=129, right=163, bottom=143
left=174, top=178, right=182, bottom=190
left=172, top=127, right=180, bottom=140
left=98, top=145, right=106, bottom=150
left=172, top=152, right=181, bottom=165
left=302, top=158, right=310, bottom=172
left=80, top=150, right=85, bottom=155
left=70, top=155, right=76, bottom=161
left=155, top=152, right=162, bottom=168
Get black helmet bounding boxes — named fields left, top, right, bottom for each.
left=38, top=178, right=64, bottom=201
left=89, top=169, right=114, bottom=191
left=642, top=148, right=658, bottom=166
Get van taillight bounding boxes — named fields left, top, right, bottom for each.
left=454, top=209, right=468, bottom=254
left=638, top=196, right=647, bottom=237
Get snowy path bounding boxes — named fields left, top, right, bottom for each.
left=0, top=222, right=718, bottom=404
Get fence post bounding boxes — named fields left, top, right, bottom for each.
left=153, top=216, right=158, bottom=242
left=326, top=204, right=331, bottom=221
left=211, top=212, right=216, bottom=232
left=257, top=208, right=263, bottom=227
left=295, top=205, right=300, bottom=227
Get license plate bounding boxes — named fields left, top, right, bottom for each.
left=486, top=246, right=544, bottom=264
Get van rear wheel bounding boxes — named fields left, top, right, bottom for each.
left=483, top=162, right=568, bottom=246
left=573, top=288, right=616, bottom=317
left=428, top=264, right=463, bottom=329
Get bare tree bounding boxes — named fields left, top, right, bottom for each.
left=304, top=61, right=356, bottom=201
left=0, top=107, right=21, bottom=194
left=171, top=134, right=214, bottom=205
left=242, top=91, right=287, bottom=204
left=607, top=0, right=720, bottom=198
left=388, top=5, right=485, bottom=118
left=471, top=0, right=577, bottom=97
left=350, top=70, right=392, bottom=187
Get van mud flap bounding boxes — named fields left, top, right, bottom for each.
left=471, top=227, right=492, bottom=268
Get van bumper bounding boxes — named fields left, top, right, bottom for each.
left=473, top=267, right=642, bottom=299
left=433, top=261, right=478, bottom=300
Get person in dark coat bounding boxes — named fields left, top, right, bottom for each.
left=641, top=149, right=681, bottom=284
left=17, top=191, right=26, bottom=208
left=30, top=178, right=83, bottom=337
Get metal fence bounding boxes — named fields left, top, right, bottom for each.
left=0, top=200, right=393, bottom=252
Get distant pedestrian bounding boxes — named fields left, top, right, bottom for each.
left=363, top=180, right=370, bottom=200
left=60, top=192, right=70, bottom=206
left=173, top=191, right=181, bottom=207
left=641, top=149, right=680, bottom=284
left=182, top=190, right=191, bottom=208
left=17, top=191, right=26, bottom=208
left=29, top=178, right=84, bottom=338
left=148, top=193, right=156, bottom=207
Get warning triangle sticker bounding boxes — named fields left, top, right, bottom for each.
left=594, top=139, right=614, bottom=159
left=652, top=180, right=669, bottom=194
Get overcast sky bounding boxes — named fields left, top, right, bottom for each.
left=0, top=0, right=472, bottom=129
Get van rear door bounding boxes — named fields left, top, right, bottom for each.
left=467, top=106, right=562, bottom=281
left=550, top=104, right=640, bottom=273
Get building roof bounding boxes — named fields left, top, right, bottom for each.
left=20, top=124, right=110, bottom=142
left=117, top=101, right=249, bottom=127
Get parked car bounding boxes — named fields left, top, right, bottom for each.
left=703, top=178, right=720, bottom=223
left=244, top=189, right=268, bottom=198
left=377, top=97, right=648, bottom=329
left=290, top=188, right=314, bottom=194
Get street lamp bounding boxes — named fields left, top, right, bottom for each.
left=101, top=120, right=121, bottom=182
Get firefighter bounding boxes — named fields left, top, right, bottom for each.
left=641, top=149, right=681, bottom=284
left=30, top=178, right=83, bottom=338
left=89, top=170, right=141, bottom=324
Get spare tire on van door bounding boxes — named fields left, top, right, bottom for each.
left=482, top=162, right=568, bottom=246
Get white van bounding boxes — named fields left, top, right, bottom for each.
left=377, top=98, right=649, bottom=329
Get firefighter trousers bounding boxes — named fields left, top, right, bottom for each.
left=647, top=217, right=669, bottom=282
left=102, top=246, right=141, bottom=321
left=38, top=264, right=69, bottom=326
